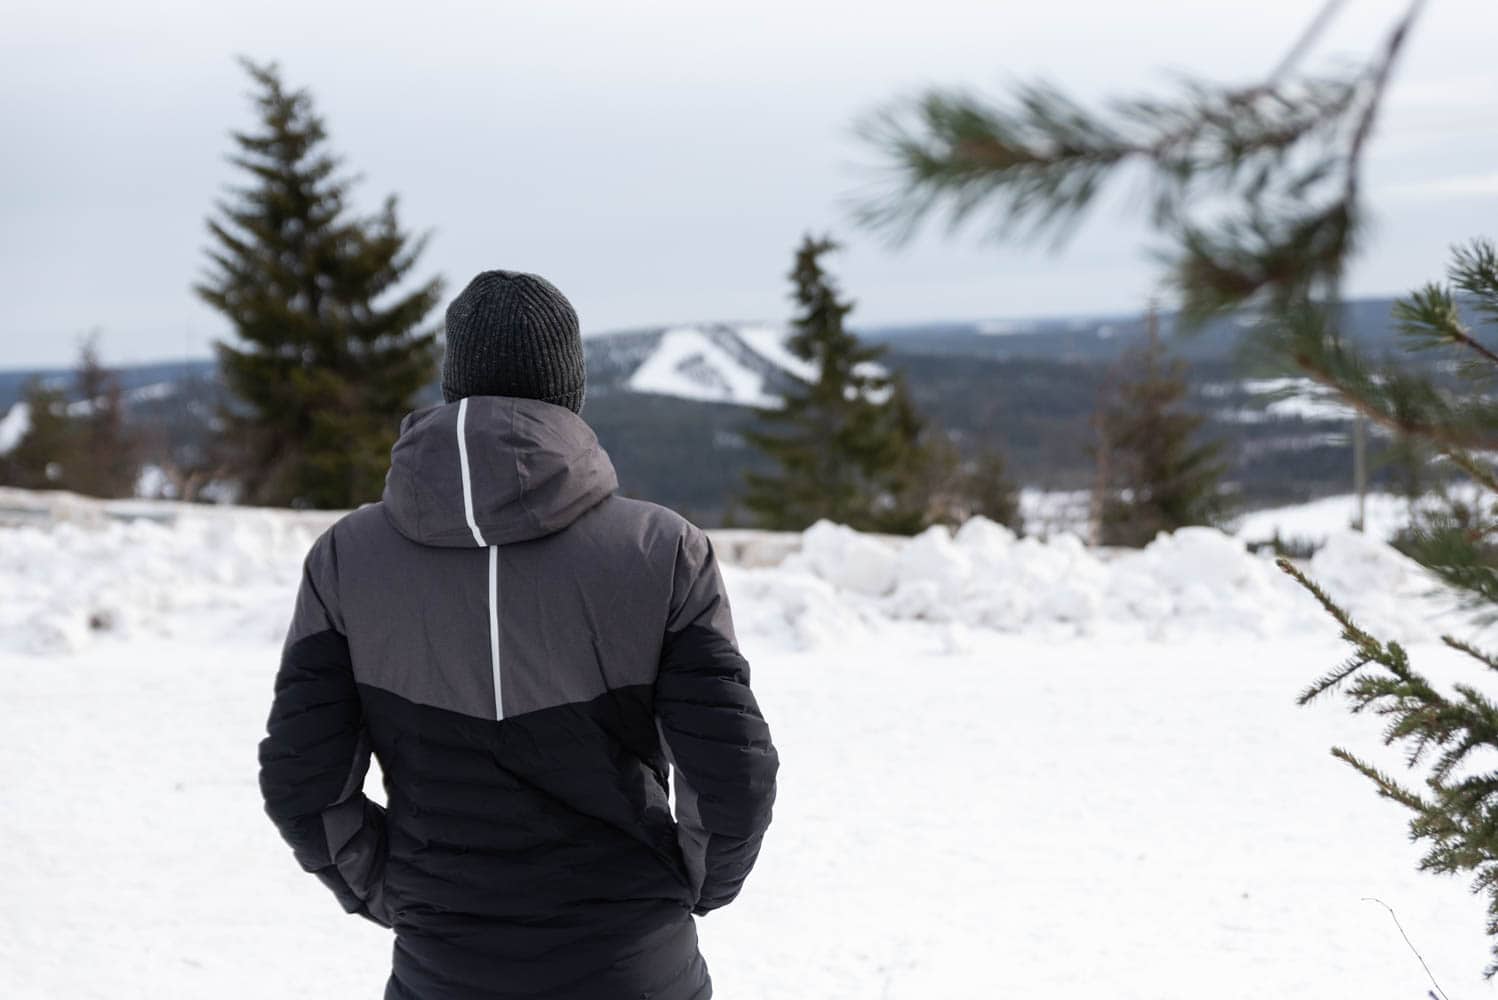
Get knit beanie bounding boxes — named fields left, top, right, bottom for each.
left=441, top=270, right=586, bottom=412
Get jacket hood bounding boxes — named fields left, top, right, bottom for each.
left=383, top=396, right=618, bottom=547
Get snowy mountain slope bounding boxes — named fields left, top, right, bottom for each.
left=864, top=295, right=1408, bottom=363
left=1, top=491, right=1491, bottom=998
left=589, top=322, right=807, bottom=407
left=0, top=401, right=29, bottom=454
left=626, top=325, right=787, bottom=407
left=736, top=324, right=818, bottom=383
left=595, top=322, right=900, bottom=408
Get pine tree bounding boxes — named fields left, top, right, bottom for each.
left=958, top=450, right=1022, bottom=531
left=1093, top=314, right=1227, bottom=547
left=743, top=235, right=932, bottom=534
left=0, top=338, right=140, bottom=498
left=68, top=335, right=140, bottom=499
left=0, top=379, right=74, bottom=491
left=857, top=1, right=1498, bottom=974
left=197, top=59, right=443, bottom=508
left=915, top=438, right=1024, bottom=531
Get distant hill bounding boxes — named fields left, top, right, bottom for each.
left=0, top=297, right=1417, bottom=523
left=861, top=297, right=1407, bottom=363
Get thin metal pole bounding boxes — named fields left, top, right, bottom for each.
left=1353, top=414, right=1367, bottom=531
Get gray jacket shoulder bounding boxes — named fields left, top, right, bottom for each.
left=298, top=502, right=401, bottom=610
left=573, top=496, right=719, bottom=584
left=584, top=495, right=702, bottom=549
left=325, top=501, right=397, bottom=549
left=585, top=497, right=732, bottom=640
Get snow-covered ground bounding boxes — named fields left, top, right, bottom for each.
left=1204, top=376, right=1358, bottom=424
left=1024, top=489, right=1433, bottom=548
left=3, top=494, right=1493, bottom=998
left=1232, top=492, right=1415, bottom=544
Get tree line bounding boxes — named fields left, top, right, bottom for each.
left=3, top=57, right=1231, bottom=543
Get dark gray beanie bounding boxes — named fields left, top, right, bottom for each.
left=441, top=270, right=586, bottom=412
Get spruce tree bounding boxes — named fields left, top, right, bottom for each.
left=69, top=335, right=140, bottom=499
left=913, top=438, right=1024, bottom=531
left=0, top=379, right=74, bottom=491
left=197, top=59, right=442, bottom=508
left=0, top=338, right=140, bottom=498
left=1093, top=315, right=1227, bottom=547
left=857, top=1, right=1498, bottom=973
left=743, top=235, right=931, bottom=534
left=957, top=450, right=1022, bottom=531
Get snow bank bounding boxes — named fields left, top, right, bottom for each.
left=0, top=511, right=319, bottom=654
left=778, top=518, right=1456, bottom=644
left=0, top=493, right=1465, bottom=655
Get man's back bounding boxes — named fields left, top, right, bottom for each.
left=259, top=385, right=778, bottom=996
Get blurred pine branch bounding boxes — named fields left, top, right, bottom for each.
left=856, top=0, right=1498, bottom=975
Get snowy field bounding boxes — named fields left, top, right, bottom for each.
left=2, top=493, right=1494, bottom=998
left=1232, top=492, right=1424, bottom=545
left=1022, top=489, right=1425, bottom=547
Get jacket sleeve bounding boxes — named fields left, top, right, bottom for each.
left=258, top=531, right=392, bottom=927
left=655, top=526, right=779, bottom=916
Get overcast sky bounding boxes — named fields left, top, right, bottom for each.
left=3, top=0, right=1496, bottom=368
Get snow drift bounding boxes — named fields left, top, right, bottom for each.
left=5, top=487, right=1492, bottom=999
left=0, top=491, right=1461, bottom=656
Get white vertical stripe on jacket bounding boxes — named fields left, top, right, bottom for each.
left=456, top=397, right=504, bottom=719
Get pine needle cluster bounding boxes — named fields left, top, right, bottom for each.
left=1280, top=552, right=1498, bottom=976
left=856, top=2, right=1424, bottom=324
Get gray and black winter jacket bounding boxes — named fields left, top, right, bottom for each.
left=257, top=397, right=779, bottom=1000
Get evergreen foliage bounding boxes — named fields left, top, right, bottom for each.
left=857, top=0, right=1498, bottom=973
left=1268, top=242, right=1498, bottom=613
left=945, top=447, right=1023, bottom=532
left=894, top=434, right=1024, bottom=534
left=856, top=1, right=1422, bottom=324
left=197, top=59, right=443, bottom=508
left=1281, top=551, right=1498, bottom=978
left=69, top=336, right=141, bottom=499
left=0, top=379, right=73, bottom=491
left=743, top=235, right=936, bottom=534
left=0, top=338, right=140, bottom=498
left=1093, top=322, right=1228, bottom=546
left=139, top=364, right=234, bottom=502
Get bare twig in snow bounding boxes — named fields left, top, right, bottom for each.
left=1362, top=897, right=1450, bottom=1000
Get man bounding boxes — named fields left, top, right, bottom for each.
left=257, top=271, right=779, bottom=1000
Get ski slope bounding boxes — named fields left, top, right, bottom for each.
left=1, top=494, right=1492, bottom=998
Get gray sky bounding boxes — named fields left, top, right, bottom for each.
left=3, top=0, right=1496, bottom=368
